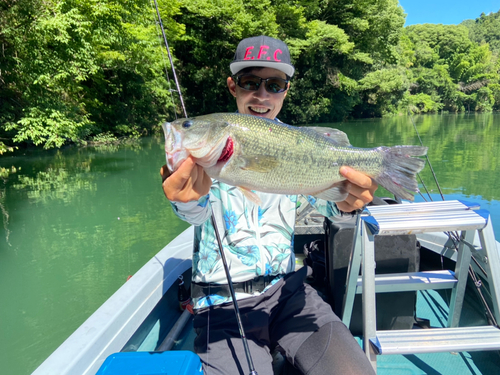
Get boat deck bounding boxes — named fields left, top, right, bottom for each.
left=365, top=289, right=500, bottom=374
left=116, top=215, right=500, bottom=375
left=126, top=229, right=500, bottom=375
left=166, top=281, right=500, bottom=374
left=32, top=214, right=500, bottom=375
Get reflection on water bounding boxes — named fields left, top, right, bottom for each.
left=333, top=113, right=500, bottom=202
left=0, top=189, right=9, bottom=244
left=14, top=167, right=97, bottom=203
left=0, top=136, right=189, bottom=374
left=0, top=113, right=499, bottom=374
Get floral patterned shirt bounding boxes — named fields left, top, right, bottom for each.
left=170, top=180, right=341, bottom=309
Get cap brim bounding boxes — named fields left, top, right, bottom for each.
left=230, top=61, right=295, bottom=77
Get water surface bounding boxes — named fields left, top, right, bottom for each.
left=1, top=113, right=499, bottom=374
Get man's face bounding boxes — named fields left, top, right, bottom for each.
left=227, top=67, right=289, bottom=120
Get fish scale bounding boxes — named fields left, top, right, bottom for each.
left=163, top=113, right=427, bottom=204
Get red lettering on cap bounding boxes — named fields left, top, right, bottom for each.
left=273, top=49, right=283, bottom=61
left=244, top=46, right=254, bottom=60
left=257, top=45, right=269, bottom=60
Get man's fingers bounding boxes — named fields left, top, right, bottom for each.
left=192, top=166, right=212, bottom=196
left=336, top=194, right=365, bottom=212
left=160, top=165, right=171, bottom=182
left=161, top=156, right=212, bottom=202
left=167, top=157, right=197, bottom=190
left=348, top=183, right=377, bottom=203
left=339, top=166, right=373, bottom=189
left=336, top=166, right=379, bottom=213
left=176, top=157, right=196, bottom=177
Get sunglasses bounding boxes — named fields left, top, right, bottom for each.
left=233, top=74, right=289, bottom=94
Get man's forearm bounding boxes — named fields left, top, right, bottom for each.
left=170, top=194, right=212, bottom=225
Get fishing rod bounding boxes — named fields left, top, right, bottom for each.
left=152, top=2, right=258, bottom=373
left=152, top=0, right=187, bottom=118
left=210, top=214, right=258, bottom=375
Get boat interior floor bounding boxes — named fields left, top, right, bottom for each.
left=169, top=286, right=500, bottom=374
left=360, top=288, right=500, bottom=374
left=127, top=245, right=500, bottom=374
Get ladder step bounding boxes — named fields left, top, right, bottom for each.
left=370, top=326, right=500, bottom=355
left=362, top=209, right=488, bottom=235
left=365, top=200, right=480, bottom=216
left=355, top=270, right=457, bottom=293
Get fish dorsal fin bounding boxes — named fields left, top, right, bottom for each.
left=312, top=181, right=349, bottom=202
left=236, top=154, right=280, bottom=173
left=304, top=127, right=352, bottom=147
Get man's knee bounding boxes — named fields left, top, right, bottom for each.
left=293, top=321, right=375, bottom=375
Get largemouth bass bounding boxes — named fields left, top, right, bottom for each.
left=162, top=113, right=427, bottom=204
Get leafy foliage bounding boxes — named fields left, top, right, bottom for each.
left=0, top=1, right=499, bottom=151
left=172, top=0, right=406, bottom=123
left=0, top=0, right=182, bottom=150
left=403, top=23, right=499, bottom=113
left=463, top=10, right=500, bottom=54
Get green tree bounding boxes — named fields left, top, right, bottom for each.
left=0, top=0, right=183, bottom=150
left=170, top=0, right=406, bottom=123
left=403, top=23, right=499, bottom=113
left=463, top=10, right=500, bottom=54
left=2, top=0, right=499, bottom=152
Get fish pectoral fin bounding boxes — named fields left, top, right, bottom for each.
left=303, top=127, right=352, bottom=147
left=237, top=155, right=280, bottom=173
left=237, top=187, right=262, bottom=205
left=313, top=181, right=349, bottom=202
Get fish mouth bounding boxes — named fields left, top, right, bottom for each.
left=163, top=122, right=189, bottom=172
left=162, top=121, right=232, bottom=171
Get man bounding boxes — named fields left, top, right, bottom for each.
left=161, top=35, right=376, bottom=375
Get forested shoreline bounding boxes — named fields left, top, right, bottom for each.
left=1, top=0, right=499, bottom=153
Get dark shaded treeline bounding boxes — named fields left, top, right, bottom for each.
left=1, top=0, right=499, bottom=152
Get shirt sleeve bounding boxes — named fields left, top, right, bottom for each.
left=169, top=194, right=212, bottom=226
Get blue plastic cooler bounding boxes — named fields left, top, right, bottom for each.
left=96, top=350, right=203, bottom=375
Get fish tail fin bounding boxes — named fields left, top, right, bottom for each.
left=374, top=146, right=428, bottom=201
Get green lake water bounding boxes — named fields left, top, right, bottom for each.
left=1, top=113, right=500, bottom=374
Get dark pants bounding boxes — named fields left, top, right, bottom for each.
left=193, top=268, right=375, bottom=375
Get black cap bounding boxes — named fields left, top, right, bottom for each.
left=230, top=35, right=295, bottom=77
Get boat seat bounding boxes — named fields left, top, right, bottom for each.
left=342, top=200, right=500, bottom=373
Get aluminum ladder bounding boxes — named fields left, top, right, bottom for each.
left=341, top=200, right=500, bottom=372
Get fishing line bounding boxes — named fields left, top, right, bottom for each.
left=152, top=2, right=258, bottom=373
left=408, top=109, right=445, bottom=201
left=417, top=174, right=432, bottom=202
left=149, top=1, right=178, bottom=119
left=408, top=110, right=497, bottom=329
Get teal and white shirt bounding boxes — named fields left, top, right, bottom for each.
left=170, top=180, right=341, bottom=309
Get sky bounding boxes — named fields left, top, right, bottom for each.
left=399, top=0, right=499, bottom=26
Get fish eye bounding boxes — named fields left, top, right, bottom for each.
left=182, top=120, right=193, bottom=129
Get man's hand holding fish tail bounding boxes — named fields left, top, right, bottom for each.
left=336, top=166, right=378, bottom=213
left=160, top=156, right=211, bottom=203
